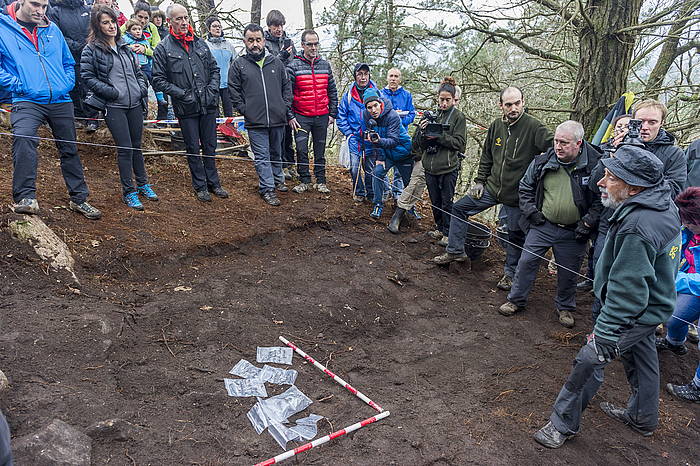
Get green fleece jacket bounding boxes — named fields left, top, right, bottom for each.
left=413, top=106, right=467, bottom=176
left=593, top=182, right=681, bottom=343
left=474, top=112, right=552, bottom=207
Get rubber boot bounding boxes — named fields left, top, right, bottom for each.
left=387, top=207, right=406, bottom=234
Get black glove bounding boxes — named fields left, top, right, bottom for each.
left=529, top=211, right=546, bottom=226
left=591, top=333, right=620, bottom=363
left=575, top=221, right=592, bottom=242
left=412, top=152, right=422, bottom=162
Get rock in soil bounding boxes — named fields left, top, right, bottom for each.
left=13, top=419, right=91, bottom=465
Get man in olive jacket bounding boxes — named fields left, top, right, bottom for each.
left=433, top=87, right=552, bottom=291
left=534, top=144, right=681, bottom=448
left=152, top=3, right=227, bottom=202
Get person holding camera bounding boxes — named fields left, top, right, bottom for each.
left=498, top=121, right=603, bottom=328
left=412, top=77, right=466, bottom=239
left=360, top=89, right=413, bottom=219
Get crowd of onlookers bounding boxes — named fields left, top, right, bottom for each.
left=1, top=0, right=699, bottom=459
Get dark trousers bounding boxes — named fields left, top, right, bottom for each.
left=294, top=114, right=329, bottom=184
left=104, top=106, right=147, bottom=196
left=282, top=125, right=295, bottom=168
left=372, top=159, right=413, bottom=205
left=156, top=95, right=169, bottom=120
left=0, top=410, right=11, bottom=466
left=550, top=324, right=660, bottom=434
left=70, top=62, right=98, bottom=121
left=248, top=126, right=285, bottom=193
left=424, top=169, right=458, bottom=236
left=218, top=88, right=233, bottom=117
left=11, top=101, right=89, bottom=203
left=508, top=221, right=587, bottom=311
left=447, top=189, right=525, bottom=276
left=179, top=112, right=221, bottom=192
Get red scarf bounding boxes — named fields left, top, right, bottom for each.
left=170, top=24, right=195, bottom=52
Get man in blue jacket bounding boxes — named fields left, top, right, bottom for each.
left=337, top=63, right=377, bottom=202
left=0, top=0, right=101, bottom=219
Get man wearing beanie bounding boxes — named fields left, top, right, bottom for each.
left=337, top=63, right=378, bottom=202
left=534, top=144, right=682, bottom=448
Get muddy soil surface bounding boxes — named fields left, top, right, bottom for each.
left=0, top=130, right=698, bottom=465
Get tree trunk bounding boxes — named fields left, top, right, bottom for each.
left=303, top=0, right=314, bottom=30
left=644, top=0, right=700, bottom=100
left=571, top=0, right=643, bottom=139
left=251, top=0, right=262, bottom=25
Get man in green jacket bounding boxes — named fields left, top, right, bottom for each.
left=433, top=87, right=552, bottom=292
left=534, top=144, right=681, bottom=448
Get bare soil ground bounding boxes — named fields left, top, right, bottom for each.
left=0, top=129, right=697, bottom=465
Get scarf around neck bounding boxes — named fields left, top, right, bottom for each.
left=170, top=24, right=195, bottom=52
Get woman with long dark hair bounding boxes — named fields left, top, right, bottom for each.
left=81, top=5, right=158, bottom=210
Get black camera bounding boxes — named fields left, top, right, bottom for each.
left=366, top=119, right=380, bottom=143
left=621, top=118, right=645, bottom=147
left=421, top=111, right=450, bottom=138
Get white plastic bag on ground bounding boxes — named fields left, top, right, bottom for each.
left=339, top=137, right=351, bottom=168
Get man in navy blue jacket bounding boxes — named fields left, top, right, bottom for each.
left=0, top=0, right=100, bottom=219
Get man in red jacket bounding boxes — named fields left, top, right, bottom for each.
left=287, top=30, right=338, bottom=194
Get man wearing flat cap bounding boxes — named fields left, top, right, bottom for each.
left=534, top=144, right=682, bottom=448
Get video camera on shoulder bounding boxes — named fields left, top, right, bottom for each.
left=422, top=111, right=450, bottom=138
left=366, top=119, right=380, bottom=143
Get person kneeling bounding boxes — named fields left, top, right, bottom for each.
left=360, top=89, right=413, bottom=219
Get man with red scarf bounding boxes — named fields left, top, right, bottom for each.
left=152, top=3, right=228, bottom=202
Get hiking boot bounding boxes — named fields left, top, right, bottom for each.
left=261, top=191, right=281, bottom=206
left=276, top=183, right=289, bottom=192
left=576, top=280, right=593, bottom=292
left=283, top=168, right=292, bottom=180
left=13, top=198, right=39, bottom=215
left=387, top=207, right=405, bottom=234
left=499, top=301, right=523, bottom=316
left=123, top=192, right=144, bottom=211
left=599, top=402, right=653, bottom=437
left=437, top=236, right=449, bottom=247
left=292, top=183, right=311, bottom=193
left=655, top=337, right=688, bottom=355
left=195, top=189, right=212, bottom=202
left=433, top=252, right=468, bottom=265
left=427, top=230, right=443, bottom=240
left=211, top=186, right=229, bottom=199
left=666, top=381, right=700, bottom=403
left=137, top=184, right=159, bottom=201
left=558, top=309, right=575, bottom=328
left=496, top=275, right=512, bottom=291
left=407, top=207, right=422, bottom=220
left=69, top=200, right=102, bottom=220
left=85, top=121, right=98, bottom=133
left=353, top=195, right=366, bottom=203
left=314, top=183, right=331, bottom=194
left=370, top=204, right=383, bottom=219
left=688, top=325, right=699, bottom=344
left=533, top=421, right=572, bottom=449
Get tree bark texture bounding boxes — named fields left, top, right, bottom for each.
left=251, top=0, right=262, bottom=25
left=571, top=0, right=643, bottom=139
left=303, top=0, right=314, bottom=30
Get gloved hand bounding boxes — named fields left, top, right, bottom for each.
left=575, top=220, right=592, bottom=242
left=590, top=333, right=620, bottom=363
left=468, top=182, right=484, bottom=199
left=412, top=152, right=423, bottom=162
left=529, top=211, right=546, bottom=226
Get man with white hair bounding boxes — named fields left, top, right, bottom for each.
left=499, top=120, right=603, bottom=328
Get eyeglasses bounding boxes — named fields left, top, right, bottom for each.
left=304, top=42, right=319, bottom=47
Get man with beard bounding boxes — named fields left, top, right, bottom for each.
left=433, top=86, right=552, bottom=292
left=229, top=23, right=291, bottom=206
left=152, top=3, right=228, bottom=202
left=534, top=145, right=681, bottom=448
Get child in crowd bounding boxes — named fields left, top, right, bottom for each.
left=122, top=19, right=165, bottom=109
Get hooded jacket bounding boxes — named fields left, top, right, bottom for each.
left=686, top=139, right=700, bottom=188
left=519, top=142, right=603, bottom=230
left=644, top=129, right=687, bottom=198
left=263, top=30, right=295, bottom=65
left=205, top=35, right=239, bottom=89
left=380, top=86, right=415, bottom=128
left=152, top=33, right=220, bottom=118
left=0, top=2, right=75, bottom=104
left=593, top=181, right=681, bottom=342
left=361, top=98, right=412, bottom=162
left=412, top=105, right=467, bottom=176
left=475, top=112, right=553, bottom=207
left=47, top=0, right=89, bottom=60
left=228, top=51, right=292, bottom=128
left=287, top=53, right=338, bottom=118
left=337, top=80, right=378, bottom=137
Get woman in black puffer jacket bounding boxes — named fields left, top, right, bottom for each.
left=81, top=5, right=158, bottom=210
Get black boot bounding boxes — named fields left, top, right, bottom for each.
left=387, top=207, right=406, bottom=234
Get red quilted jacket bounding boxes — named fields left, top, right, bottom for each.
left=287, top=55, right=338, bottom=117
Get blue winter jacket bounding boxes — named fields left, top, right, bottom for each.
left=676, top=226, right=700, bottom=296
left=337, top=80, right=377, bottom=138
left=361, top=97, right=412, bottom=162
left=380, top=86, right=415, bottom=128
left=0, top=3, right=75, bottom=104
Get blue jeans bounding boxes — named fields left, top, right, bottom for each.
left=665, top=293, right=700, bottom=386
left=248, top=126, right=285, bottom=193
left=348, top=135, right=374, bottom=198
left=372, top=159, right=413, bottom=205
